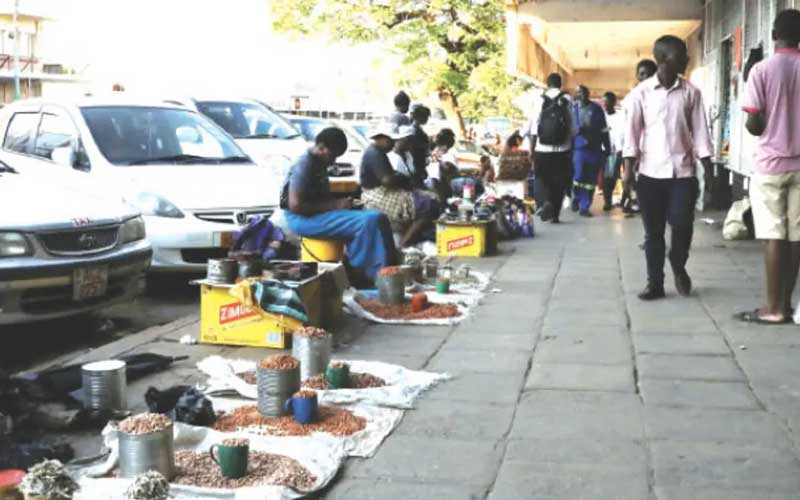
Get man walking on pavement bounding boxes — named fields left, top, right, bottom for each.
left=571, top=85, right=610, bottom=217
left=623, top=35, right=713, bottom=301
left=602, top=91, right=624, bottom=211
left=736, top=9, right=800, bottom=324
left=524, top=73, right=574, bottom=223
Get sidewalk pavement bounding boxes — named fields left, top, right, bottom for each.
left=46, top=207, right=800, bottom=499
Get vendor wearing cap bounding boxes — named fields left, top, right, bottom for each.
left=282, top=127, right=398, bottom=286
left=361, top=125, right=441, bottom=248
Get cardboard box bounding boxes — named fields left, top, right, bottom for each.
left=436, top=219, right=490, bottom=257
left=197, top=262, right=348, bottom=348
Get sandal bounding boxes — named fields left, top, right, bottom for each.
left=733, top=309, right=789, bottom=325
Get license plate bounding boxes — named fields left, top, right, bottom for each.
left=216, top=232, right=234, bottom=249
left=73, top=266, right=109, bottom=301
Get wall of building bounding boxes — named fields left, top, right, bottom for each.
left=564, top=68, right=637, bottom=98
left=699, top=0, right=797, bottom=178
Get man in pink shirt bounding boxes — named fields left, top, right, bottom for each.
left=623, top=35, right=714, bottom=301
left=736, top=9, right=800, bottom=324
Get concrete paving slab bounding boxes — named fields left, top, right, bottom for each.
left=504, top=438, right=648, bottom=469
left=426, top=348, right=530, bottom=375
left=321, top=478, right=485, bottom=500
left=336, top=331, right=445, bottom=357
left=395, top=399, right=516, bottom=441
left=363, top=324, right=454, bottom=338
left=638, top=354, right=745, bottom=381
left=525, top=363, right=635, bottom=392
left=443, top=330, right=536, bottom=351
left=346, top=436, right=504, bottom=487
left=644, top=407, right=792, bottom=448
left=651, top=441, right=800, bottom=492
left=640, top=379, right=760, bottom=409
left=488, top=462, right=650, bottom=500
left=654, top=487, right=799, bottom=500
left=634, top=334, right=730, bottom=355
left=511, top=391, right=645, bottom=440
left=426, top=372, right=525, bottom=404
left=457, top=316, right=537, bottom=334
left=534, top=333, right=632, bottom=365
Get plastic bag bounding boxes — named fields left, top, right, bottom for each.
left=145, top=386, right=216, bottom=427
left=723, top=198, right=753, bottom=241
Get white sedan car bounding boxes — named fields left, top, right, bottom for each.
left=0, top=97, right=281, bottom=272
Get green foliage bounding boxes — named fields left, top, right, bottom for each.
left=272, top=0, right=526, bottom=121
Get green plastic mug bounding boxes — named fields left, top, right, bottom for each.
left=325, top=364, right=350, bottom=389
left=210, top=442, right=249, bottom=479
left=436, top=278, right=451, bottom=294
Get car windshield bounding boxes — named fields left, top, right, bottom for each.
left=458, top=141, right=483, bottom=155
left=290, top=118, right=327, bottom=142
left=81, top=106, right=249, bottom=166
left=196, top=101, right=300, bottom=140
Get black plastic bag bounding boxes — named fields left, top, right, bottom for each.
left=145, top=386, right=216, bottom=427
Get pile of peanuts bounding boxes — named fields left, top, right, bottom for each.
left=118, top=413, right=172, bottom=435
left=257, top=355, right=300, bottom=370
left=293, top=326, right=330, bottom=338
left=213, top=405, right=366, bottom=437
left=355, top=296, right=459, bottom=320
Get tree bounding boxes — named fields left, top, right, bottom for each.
left=271, top=0, right=522, bottom=135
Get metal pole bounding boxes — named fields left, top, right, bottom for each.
left=12, top=0, right=20, bottom=99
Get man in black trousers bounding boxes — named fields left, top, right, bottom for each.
left=623, top=36, right=713, bottom=301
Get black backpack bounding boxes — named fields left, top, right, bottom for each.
left=537, top=92, right=570, bottom=145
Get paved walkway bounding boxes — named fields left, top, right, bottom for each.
left=318, top=208, right=800, bottom=499
left=44, top=206, right=800, bottom=499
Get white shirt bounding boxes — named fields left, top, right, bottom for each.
left=522, top=88, right=574, bottom=153
left=605, top=109, right=625, bottom=153
left=388, top=150, right=415, bottom=178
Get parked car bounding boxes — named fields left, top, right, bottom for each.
left=167, top=97, right=306, bottom=178
left=284, top=115, right=365, bottom=190
left=0, top=97, right=280, bottom=272
left=0, top=162, right=152, bottom=324
left=454, top=139, right=497, bottom=174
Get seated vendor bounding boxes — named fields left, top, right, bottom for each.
left=361, top=125, right=440, bottom=248
left=282, top=127, right=398, bottom=286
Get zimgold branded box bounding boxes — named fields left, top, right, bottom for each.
left=436, top=219, right=490, bottom=257
left=196, top=262, right=347, bottom=348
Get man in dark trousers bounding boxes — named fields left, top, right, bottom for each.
left=623, top=35, right=713, bottom=301
left=524, top=73, right=573, bottom=223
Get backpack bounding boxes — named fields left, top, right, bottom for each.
left=537, top=92, right=570, bottom=145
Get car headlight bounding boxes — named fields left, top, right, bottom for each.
left=121, top=216, right=146, bottom=243
left=131, top=192, right=184, bottom=218
left=262, top=154, right=292, bottom=178
left=0, top=232, right=33, bottom=257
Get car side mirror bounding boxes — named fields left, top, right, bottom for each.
left=51, top=145, right=75, bottom=168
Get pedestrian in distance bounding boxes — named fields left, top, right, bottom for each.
left=623, top=35, right=713, bottom=301
left=408, top=104, right=432, bottom=188
left=523, top=72, right=574, bottom=224
left=602, top=91, right=624, bottom=212
left=388, top=91, right=411, bottom=130
left=621, top=59, right=657, bottom=216
left=570, top=85, right=610, bottom=217
left=735, top=9, right=800, bottom=324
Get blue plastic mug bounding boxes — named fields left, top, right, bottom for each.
left=284, top=393, right=318, bottom=424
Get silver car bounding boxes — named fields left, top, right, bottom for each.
left=0, top=163, right=152, bottom=324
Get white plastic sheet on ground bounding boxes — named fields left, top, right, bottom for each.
left=75, top=422, right=346, bottom=500
left=343, top=270, right=491, bottom=325
left=199, top=356, right=450, bottom=410
left=208, top=397, right=403, bottom=458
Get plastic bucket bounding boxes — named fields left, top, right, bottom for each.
left=292, top=334, right=332, bottom=381
left=300, top=238, right=344, bottom=263
left=256, top=366, right=300, bottom=417
left=118, top=424, right=175, bottom=480
left=82, top=360, right=127, bottom=411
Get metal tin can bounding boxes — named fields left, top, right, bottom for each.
left=292, top=334, right=332, bottom=381
left=82, top=360, right=127, bottom=411
left=376, top=273, right=405, bottom=305
left=256, top=366, right=300, bottom=417
left=206, top=258, right=238, bottom=284
left=118, top=424, right=175, bottom=480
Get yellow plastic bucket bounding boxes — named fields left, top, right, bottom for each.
left=301, top=238, right=344, bottom=262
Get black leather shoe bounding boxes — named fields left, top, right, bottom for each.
left=638, top=284, right=665, bottom=301
left=674, top=268, right=692, bottom=297
left=579, top=210, right=593, bottom=217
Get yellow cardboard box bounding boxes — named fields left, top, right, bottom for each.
left=436, top=219, right=490, bottom=257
